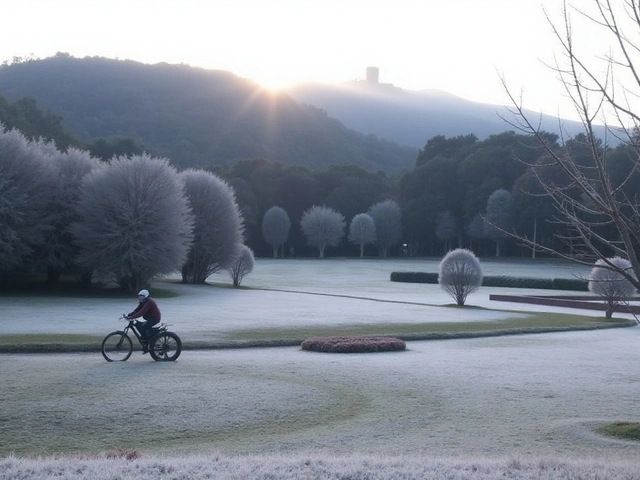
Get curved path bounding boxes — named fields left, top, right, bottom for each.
left=2, top=327, right=639, bottom=459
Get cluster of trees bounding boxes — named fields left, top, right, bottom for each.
left=210, top=160, right=397, bottom=257
left=0, top=126, right=247, bottom=291
left=6, top=94, right=639, bottom=266
left=209, top=130, right=638, bottom=260
left=261, top=200, right=401, bottom=259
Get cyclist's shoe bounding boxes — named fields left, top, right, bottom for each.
left=142, top=343, right=149, bottom=354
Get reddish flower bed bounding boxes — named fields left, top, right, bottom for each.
left=301, top=336, right=406, bottom=353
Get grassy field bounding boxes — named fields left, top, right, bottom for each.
left=1, top=258, right=639, bottom=479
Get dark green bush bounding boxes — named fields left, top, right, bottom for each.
left=390, top=272, right=589, bottom=291
left=481, top=276, right=554, bottom=289
left=552, top=277, right=589, bottom=291
left=390, top=272, right=438, bottom=283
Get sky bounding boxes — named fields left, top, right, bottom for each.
left=1, top=0, right=614, bottom=122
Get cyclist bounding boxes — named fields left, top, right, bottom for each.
left=126, top=289, right=161, bottom=353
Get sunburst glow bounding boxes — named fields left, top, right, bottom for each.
left=0, top=0, right=603, bottom=120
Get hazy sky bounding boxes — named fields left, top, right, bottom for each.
left=1, top=0, right=610, bottom=121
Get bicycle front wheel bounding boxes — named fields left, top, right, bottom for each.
left=101, top=331, right=133, bottom=362
left=149, top=332, right=182, bottom=362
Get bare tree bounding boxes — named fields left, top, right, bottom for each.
left=181, top=169, right=244, bottom=284
left=0, top=127, right=56, bottom=272
left=368, top=199, right=402, bottom=257
left=72, top=154, right=193, bottom=292
left=228, top=244, right=255, bottom=287
left=300, top=205, right=345, bottom=258
left=502, top=0, right=640, bottom=291
left=348, top=213, right=376, bottom=258
left=438, top=248, right=483, bottom=306
left=589, top=257, right=637, bottom=318
left=262, top=206, right=290, bottom=258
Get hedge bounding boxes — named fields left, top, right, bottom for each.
left=390, top=271, right=588, bottom=291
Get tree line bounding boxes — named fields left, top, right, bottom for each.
left=0, top=126, right=249, bottom=291
left=3, top=90, right=639, bottom=273
left=213, top=130, right=639, bottom=260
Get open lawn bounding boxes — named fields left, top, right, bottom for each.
left=1, top=258, right=639, bottom=479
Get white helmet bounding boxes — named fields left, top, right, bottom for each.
left=137, top=289, right=149, bottom=298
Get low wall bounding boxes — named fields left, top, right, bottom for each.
left=489, top=294, right=640, bottom=314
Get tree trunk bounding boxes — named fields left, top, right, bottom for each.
left=46, top=268, right=60, bottom=284
left=605, top=301, right=614, bottom=319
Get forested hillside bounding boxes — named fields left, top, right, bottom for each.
left=2, top=55, right=634, bottom=266
left=0, top=54, right=415, bottom=173
left=288, top=80, right=609, bottom=148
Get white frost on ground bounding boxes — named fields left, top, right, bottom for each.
left=2, top=328, right=640, bottom=459
left=2, top=257, right=640, bottom=479
left=0, top=258, right=626, bottom=339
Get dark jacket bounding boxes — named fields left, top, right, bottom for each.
left=128, top=297, right=161, bottom=324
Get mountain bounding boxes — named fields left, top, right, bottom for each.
left=0, top=55, right=416, bottom=173
left=287, top=77, right=605, bottom=148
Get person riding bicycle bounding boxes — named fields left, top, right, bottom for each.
left=126, top=289, right=161, bottom=353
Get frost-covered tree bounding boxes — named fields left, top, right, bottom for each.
left=228, top=244, right=255, bottom=287
left=589, top=257, right=637, bottom=319
left=438, top=248, right=483, bottom=306
left=300, top=205, right=345, bottom=258
left=72, top=154, right=193, bottom=292
left=0, top=127, right=56, bottom=271
left=37, top=148, right=102, bottom=283
left=368, top=199, right=401, bottom=257
left=262, top=206, right=290, bottom=258
left=483, top=188, right=511, bottom=257
left=348, top=213, right=376, bottom=258
left=181, top=169, right=244, bottom=284
left=436, top=210, right=457, bottom=252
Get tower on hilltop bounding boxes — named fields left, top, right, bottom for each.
left=366, top=66, right=379, bottom=84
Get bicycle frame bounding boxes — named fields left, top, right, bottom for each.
left=121, top=319, right=166, bottom=347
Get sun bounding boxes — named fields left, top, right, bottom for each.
left=253, top=71, right=300, bottom=92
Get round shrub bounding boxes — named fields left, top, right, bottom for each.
left=588, top=257, right=637, bottom=318
left=438, top=248, right=483, bottom=306
left=301, top=336, right=406, bottom=353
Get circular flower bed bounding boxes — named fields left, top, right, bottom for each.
left=301, top=336, right=406, bottom=353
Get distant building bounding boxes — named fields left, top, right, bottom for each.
left=366, top=66, right=379, bottom=84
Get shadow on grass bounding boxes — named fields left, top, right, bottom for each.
left=0, top=274, right=179, bottom=299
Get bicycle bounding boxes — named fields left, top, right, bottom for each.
left=101, top=316, right=182, bottom=362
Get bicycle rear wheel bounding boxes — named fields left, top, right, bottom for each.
left=101, top=331, right=133, bottom=362
left=149, top=332, right=182, bottom=361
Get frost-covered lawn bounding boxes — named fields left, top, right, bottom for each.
left=2, top=258, right=640, bottom=479
left=0, top=258, right=622, bottom=342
